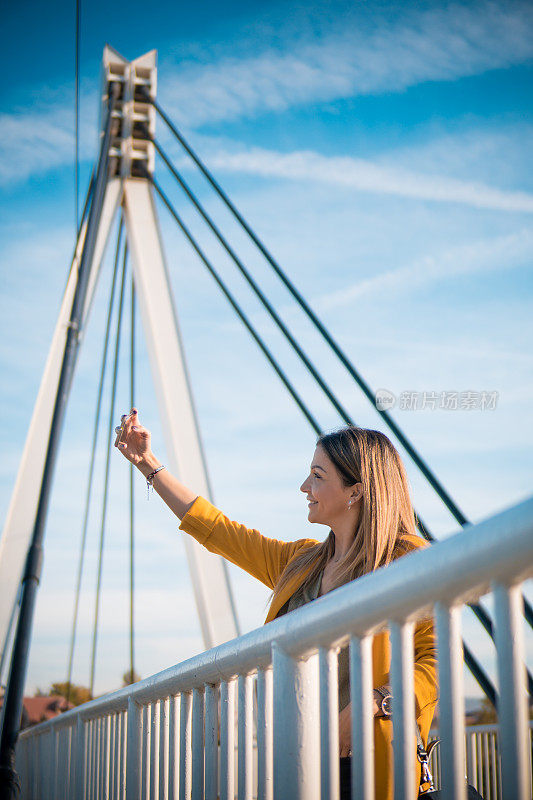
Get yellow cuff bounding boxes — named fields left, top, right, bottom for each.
left=178, top=495, right=221, bottom=544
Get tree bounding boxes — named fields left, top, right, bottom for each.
left=474, top=697, right=498, bottom=724
left=122, top=669, right=140, bottom=686
left=49, top=682, right=92, bottom=707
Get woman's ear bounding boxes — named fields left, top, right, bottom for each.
left=350, top=482, right=363, bottom=503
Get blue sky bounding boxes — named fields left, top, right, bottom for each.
left=1, top=0, right=532, bottom=698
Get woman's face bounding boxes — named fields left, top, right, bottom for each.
left=300, top=445, right=358, bottom=527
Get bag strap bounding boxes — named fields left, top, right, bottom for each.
left=416, top=722, right=440, bottom=794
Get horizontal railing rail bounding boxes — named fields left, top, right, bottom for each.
left=17, top=494, right=533, bottom=799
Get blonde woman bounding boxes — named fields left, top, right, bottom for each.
left=116, top=411, right=438, bottom=799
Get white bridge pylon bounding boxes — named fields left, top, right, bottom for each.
left=0, top=46, right=240, bottom=674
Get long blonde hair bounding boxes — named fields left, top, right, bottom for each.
left=272, top=427, right=419, bottom=602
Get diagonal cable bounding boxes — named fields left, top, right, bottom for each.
left=147, top=111, right=533, bottom=666
left=66, top=216, right=123, bottom=702
left=150, top=141, right=500, bottom=644
left=0, top=83, right=120, bottom=779
left=149, top=133, right=352, bottom=424
left=150, top=90, right=533, bottom=637
left=145, top=97, right=471, bottom=524
left=151, top=175, right=500, bottom=706
left=89, top=230, right=128, bottom=696
left=151, top=176, right=321, bottom=434
left=74, top=0, right=80, bottom=236
left=129, top=275, right=136, bottom=684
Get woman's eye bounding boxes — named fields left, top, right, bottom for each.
left=313, top=472, right=321, bottom=479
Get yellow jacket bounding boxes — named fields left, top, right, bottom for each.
left=179, top=496, right=438, bottom=799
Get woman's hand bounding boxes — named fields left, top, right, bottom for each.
left=339, top=694, right=381, bottom=757
left=115, top=408, right=160, bottom=476
left=115, top=408, right=198, bottom=519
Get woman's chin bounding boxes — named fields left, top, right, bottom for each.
left=307, top=507, right=322, bottom=524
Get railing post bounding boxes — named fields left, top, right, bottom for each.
left=436, top=602, right=466, bottom=800
left=256, top=668, right=273, bottom=800
left=390, top=621, right=416, bottom=800
left=159, top=697, right=170, bottom=800
left=272, top=643, right=320, bottom=800
left=96, top=716, right=102, bottom=798
left=148, top=701, right=160, bottom=800
left=220, top=680, right=235, bottom=800
left=179, top=690, right=192, bottom=800
left=126, top=696, right=143, bottom=800
left=103, top=715, right=111, bottom=800
left=168, top=695, right=180, bottom=800
left=142, top=703, right=151, bottom=796
left=349, top=634, right=374, bottom=800
left=318, top=645, right=340, bottom=800
left=238, top=673, right=254, bottom=800
left=204, top=684, right=219, bottom=800
left=192, top=687, right=205, bottom=800
left=49, top=725, right=58, bottom=800
left=75, top=716, right=86, bottom=800
left=493, top=582, right=531, bottom=800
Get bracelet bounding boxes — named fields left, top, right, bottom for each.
left=146, top=465, right=165, bottom=498
left=374, top=684, right=393, bottom=717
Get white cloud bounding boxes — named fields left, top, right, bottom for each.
left=0, top=88, right=98, bottom=185
left=207, top=146, right=533, bottom=212
left=160, top=0, right=533, bottom=127
left=2, top=2, right=533, bottom=186
left=317, top=227, right=533, bottom=309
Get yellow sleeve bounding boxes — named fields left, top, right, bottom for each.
left=413, top=617, right=438, bottom=718
left=179, top=495, right=318, bottom=589
left=397, top=534, right=439, bottom=720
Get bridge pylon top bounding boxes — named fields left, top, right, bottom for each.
left=101, top=45, right=157, bottom=180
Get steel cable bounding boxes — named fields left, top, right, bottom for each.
left=149, top=134, right=352, bottom=425
left=151, top=93, right=533, bottom=638
left=146, top=96, right=470, bottom=525
left=74, top=0, right=80, bottom=236
left=151, top=175, right=501, bottom=705
left=0, top=85, right=120, bottom=782
left=129, top=277, right=136, bottom=684
left=66, top=217, right=123, bottom=703
left=148, top=139, right=505, bottom=656
left=89, top=230, right=128, bottom=696
left=151, top=176, right=322, bottom=434
left=146, top=114, right=532, bottom=690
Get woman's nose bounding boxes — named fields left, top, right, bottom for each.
left=300, top=477, right=309, bottom=493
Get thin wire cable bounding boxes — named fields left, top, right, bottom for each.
left=129, top=275, right=135, bottom=683
left=151, top=176, right=502, bottom=706
left=149, top=121, right=533, bottom=648
left=89, top=232, right=128, bottom=696
left=150, top=139, right=513, bottom=639
left=148, top=135, right=352, bottom=424
left=66, top=217, right=124, bottom=703
left=151, top=177, right=321, bottom=434
left=148, top=98, right=476, bottom=529
left=75, top=0, right=80, bottom=235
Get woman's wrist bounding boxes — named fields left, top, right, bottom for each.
left=138, top=454, right=162, bottom=478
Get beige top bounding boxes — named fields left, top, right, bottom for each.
left=276, top=568, right=351, bottom=712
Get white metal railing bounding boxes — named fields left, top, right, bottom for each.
left=428, top=722, right=533, bottom=799
left=17, top=495, right=533, bottom=799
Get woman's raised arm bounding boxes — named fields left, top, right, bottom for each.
left=115, top=409, right=197, bottom=519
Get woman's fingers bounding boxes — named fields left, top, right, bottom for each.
left=132, top=425, right=150, bottom=438
left=121, top=411, right=141, bottom=445
left=114, top=409, right=152, bottom=465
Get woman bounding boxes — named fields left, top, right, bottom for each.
left=116, top=410, right=438, bottom=799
